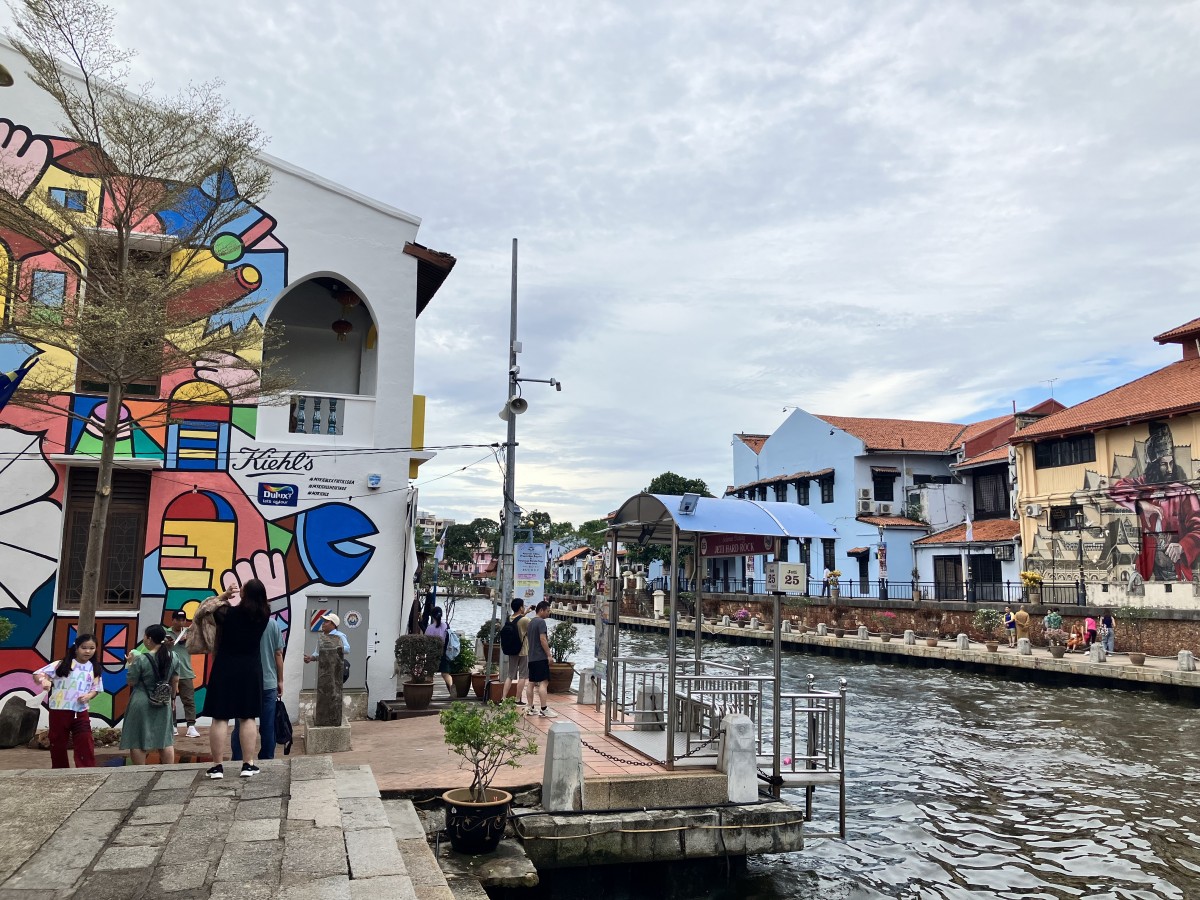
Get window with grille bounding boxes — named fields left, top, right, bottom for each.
left=819, top=476, right=834, bottom=504
left=972, top=467, right=1009, bottom=519
left=872, top=474, right=895, bottom=501
left=822, top=538, right=836, bottom=571
left=1034, top=435, right=1096, bottom=469
left=774, top=483, right=787, bottom=502
left=59, top=468, right=150, bottom=610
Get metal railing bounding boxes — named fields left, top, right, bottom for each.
left=778, top=674, right=848, bottom=836
left=646, top=576, right=1058, bottom=604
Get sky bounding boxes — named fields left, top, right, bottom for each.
left=15, top=1, right=1200, bottom=529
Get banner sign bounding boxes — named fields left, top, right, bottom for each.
left=766, top=562, right=807, bottom=593
left=699, top=533, right=776, bottom=557
left=515, top=542, right=547, bottom=606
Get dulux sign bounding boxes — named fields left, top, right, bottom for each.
left=257, top=482, right=299, bottom=507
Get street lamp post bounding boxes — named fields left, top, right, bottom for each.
left=1076, top=510, right=1086, bottom=606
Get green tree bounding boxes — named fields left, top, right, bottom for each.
left=440, top=524, right=477, bottom=567
left=519, top=510, right=551, bottom=542
left=467, top=517, right=500, bottom=555
left=578, top=519, right=609, bottom=550
left=549, top=520, right=576, bottom=542
left=0, top=0, right=285, bottom=634
left=626, top=473, right=714, bottom=567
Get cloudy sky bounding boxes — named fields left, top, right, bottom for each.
left=21, top=1, right=1200, bottom=528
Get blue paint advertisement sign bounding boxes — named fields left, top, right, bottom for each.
left=257, top=482, right=299, bottom=507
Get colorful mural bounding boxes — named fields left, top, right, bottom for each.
left=1023, top=421, right=1200, bottom=593
left=0, top=119, right=380, bottom=724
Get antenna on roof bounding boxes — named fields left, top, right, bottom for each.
left=1043, top=377, right=1058, bottom=399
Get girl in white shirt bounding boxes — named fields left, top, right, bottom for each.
left=33, top=634, right=102, bottom=769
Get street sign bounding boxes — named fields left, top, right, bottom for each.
left=766, top=562, right=807, bottom=593
left=700, top=533, right=777, bottom=557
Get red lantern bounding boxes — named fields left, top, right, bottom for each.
left=333, top=287, right=360, bottom=309
left=332, top=318, right=353, bottom=341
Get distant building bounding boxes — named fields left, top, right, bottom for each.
left=416, top=510, right=456, bottom=544
left=1012, top=317, right=1200, bottom=608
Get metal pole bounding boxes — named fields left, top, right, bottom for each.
left=693, top=533, right=702, bottom=666
left=605, top=530, right=620, bottom=733
left=493, top=238, right=519, bottom=682
left=772, top=590, right=782, bottom=800
left=665, top=523, right=679, bottom=770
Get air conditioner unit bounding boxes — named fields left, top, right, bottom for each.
left=877, top=503, right=892, bottom=515
left=857, top=500, right=872, bottom=513
left=1024, top=503, right=1043, bottom=518
left=859, top=489, right=871, bottom=499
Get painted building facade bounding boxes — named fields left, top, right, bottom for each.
left=1013, top=318, right=1200, bottom=609
left=0, top=43, right=454, bottom=727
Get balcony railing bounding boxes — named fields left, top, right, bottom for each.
left=257, top=392, right=376, bottom=445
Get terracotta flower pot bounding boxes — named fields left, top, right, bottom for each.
left=402, top=680, right=435, bottom=710
left=1048, top=646, right=1066, bottom=659
left=547, top=662, right=576, bottom=693
left=1128, top=652, right=1146, bottom=666
left=925, top=637, right=940, bottom=647
left=985, top=641, right=999, bottom=653
left=450, top=672, right=471, bottom=698
left=470, top=672, right=487, bottom=699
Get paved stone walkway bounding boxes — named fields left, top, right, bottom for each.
left=0, top=758, right=453, bottom=900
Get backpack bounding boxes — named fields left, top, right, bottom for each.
left=499, top=617, right=522, bottom=656
left=445, top=630, right=461, bottom=661
left=275, top=699, right=294, bottom=755
left=142, top=654, right=173, bottom=708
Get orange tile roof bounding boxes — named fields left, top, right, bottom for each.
left=956, top=413, right=1012, bottom=447
left=726, top=468, right=833, bottom=495
left=953, top=445, right=1010, bottom=470
left=1015, top=358, right=1200, bottom=439
left=856, top=515, right=927, bottom=529
left=816, top=415, right=967, bottom=453
left=558, top=546, right=594, bottom=563
left=736, top=434, right=769, bottom=454
left=913, top=519, right=1020, bottom=545
left=1155, top=316, right=1200, bottom=343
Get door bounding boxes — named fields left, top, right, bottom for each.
left=857, top=555, right=870, bottom=594
left=969, top=555, right=1003, bottom=602
left=933, top=556, right=962, bottom=601
left=301, top=596, right=370, bottom=691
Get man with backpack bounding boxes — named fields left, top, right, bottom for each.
left=500, top=598, right=530, bottom=706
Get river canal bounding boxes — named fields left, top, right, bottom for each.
left=442, top=597, right=1200, bottom=898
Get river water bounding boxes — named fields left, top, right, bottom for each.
left=443, top=598, right=1200, bottom=899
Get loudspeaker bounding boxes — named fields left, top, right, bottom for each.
left=497, top=396, right=529, bottom=419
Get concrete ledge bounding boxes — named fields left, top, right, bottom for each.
left=583, top=772, right=728, bottom=811
left=305, top=723, right=352, bottom=754
left=516, top=801, right=803, bottom=869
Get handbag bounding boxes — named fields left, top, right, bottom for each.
left=143, top=655, right=173, bottom=708
left=274, top=698, right=294, bottom=755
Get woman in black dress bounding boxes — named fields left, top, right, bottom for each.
left=202, top=578, right=269, bottom=779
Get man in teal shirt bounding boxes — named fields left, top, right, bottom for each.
left=168, top=610, right=199, bottom=737
left=232, top=616, right=285, bottom=760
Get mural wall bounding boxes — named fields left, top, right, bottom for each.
left=1023, top=420, right=1200, bottom=596
left=0, top=119, right=380, bottom=724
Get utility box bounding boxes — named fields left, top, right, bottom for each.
left=300, top=596, right=370, bottom=691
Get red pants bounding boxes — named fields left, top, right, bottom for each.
left=48, top=708, right=96, bottom=769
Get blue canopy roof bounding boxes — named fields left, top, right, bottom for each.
left=609, top=493, right=837, bottom=544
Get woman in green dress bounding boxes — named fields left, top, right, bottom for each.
left=121, top=624, right=179, bottom=764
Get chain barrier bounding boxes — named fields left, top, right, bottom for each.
left=578, top=732, right=723, bottom=768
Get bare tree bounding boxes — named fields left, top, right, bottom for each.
left=0, top=0, right=289, bottom=633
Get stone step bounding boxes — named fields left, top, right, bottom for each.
left=381, top=797, right=456, bottom=900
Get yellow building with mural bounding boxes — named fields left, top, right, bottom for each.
left=1012, top=316, right=1200, bottom=608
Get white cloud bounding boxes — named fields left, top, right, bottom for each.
left=10, top=0, right=1197, bottom=527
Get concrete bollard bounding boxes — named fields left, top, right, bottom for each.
left=1088, top=644, right=1107, bottom=663
left=542, top=720, right=585, bottom=812
left=750, top=617, right=760, bottom=629
left=1018, top=638, right=1033, bottom=656
left=577, top=668, right=600, bottom=705
left=956, top=634, right=970, bottom=651
left=857, top=626, right=870, bottom=640
left=1179, top=650, right=1196, bottom=671
left=653, top=590, right=665, bottom=619
left=904, top=630, right=916, bottom=646
left=721, top=615, right=731, bottom=627
left=782, top=621, right=792, bottom=634
left=816, top=623, right=828, bottom=636
left=633, top=688, right=664, bottom=731
left=717, top=714, right=758, bottom=804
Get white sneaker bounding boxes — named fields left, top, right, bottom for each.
left=540, top=708, right=558, bottom=718
left=174, top=724, right=181, bottom=735
left=186, top=726, right=200, bottom=738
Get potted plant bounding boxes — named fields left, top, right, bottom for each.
left=1117, top=605, right=1153, bottom=666
left=477, top=619, right=502, bottom=666
left=470, top=662, right=496, bottom=700
left=829, top=601, right=848, bottom=638
left=1045, top=627, right=1070, bottom=659
left=1020, top=570, right=1043, bottom=604
left=972, top=608, right=1004, bottom=653
left=918, top=603, right=942, bottom=647
left=547, top=620, right=581, bottom=693
left=734, top=607, right=750, bottom=628
left=440, top=699, right=538, bottom=854
left=827, top=569, right=842, bottom=600
left=449, top=640, right=476, bottom=698
left=395, top=633, right=444, bottom=710
left=911, top=567, right=921, bottom=602
left=872, top=610, right=898, bottom=642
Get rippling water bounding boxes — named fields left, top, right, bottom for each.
left=444, top=598, right=1200, bottom=898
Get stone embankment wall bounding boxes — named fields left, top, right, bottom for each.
left=577, top=594, right=1200, bottom=658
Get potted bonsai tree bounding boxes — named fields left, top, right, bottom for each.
left=1020, top=570, right=1043, bottom=604
left=1117, top=605, right=1152, bottom=666
left=547, top=620, right=581, bottom=693
left=972, top=608, right=1004, bottom=653
left=395, top=633, right=445, bottom=710
left=872, top=610, right=898, bottom=642
left=449, top=639, right=476, bottom=698
left=918, top=603, right=943, bottom=646
left=911, top=567, right=921, bottom=602
left=827, top=569, right=842, bottom=600
left=440, top=699, right=538, bottom=854
left=477, top=619, right=502, bottom=666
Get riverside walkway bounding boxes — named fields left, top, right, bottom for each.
left=549, top=604, right=1200, bottom=699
